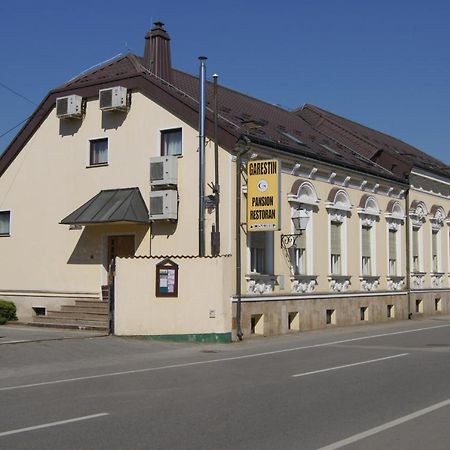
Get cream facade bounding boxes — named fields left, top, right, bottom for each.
left=1, top=22, right=449, bottom=341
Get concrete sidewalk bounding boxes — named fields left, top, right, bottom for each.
left=0, top=324, right=108, bottom=344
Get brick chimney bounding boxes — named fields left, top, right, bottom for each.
left=143, top=21, right=172, bottom=81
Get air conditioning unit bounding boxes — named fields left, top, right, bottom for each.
left=99, top=86, right=128, bottom=111
left=149, top=190, right=178, bottom=221
left=56, top=95, right=83, bottom=119
left=150, top=156, right=178, bottom=187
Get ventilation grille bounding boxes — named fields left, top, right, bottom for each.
left=99, top=89, right=113, bottom=109
left=150, top=196, right=164, bottom=215
left=151, top=162, right=164, bottom=181
left=56, top=97, right=68, bottom=116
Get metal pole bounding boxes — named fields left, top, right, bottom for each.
left=212, top=74, right=220, bottom=255
left=236, top=150, right=243, bottom=340
left=198, top=56, right=207, bottom=257
left=235, top=138, right=250, bottom=340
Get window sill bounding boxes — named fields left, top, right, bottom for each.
left=387, top=276, right=405, bottom=291
left=431, top=273, right=445, bottom=288
left=86, top=163, right=109, bottom=168
left=290, top=275, right=318, bottom=294
left=0, top=234, right=10, bottom=237
left=328, top=275, right=351, bottom=293
left=245, top=273, right=277, bottom=295
left=359, top=275, right=380, bottom=292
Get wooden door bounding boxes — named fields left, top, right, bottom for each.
left=107, top=235, right=135, bottom=281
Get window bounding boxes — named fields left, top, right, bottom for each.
left=161, top=128, right=182, bottom=156
left=388, top=229, right=397, bottom=275
left=291, top=232, right=306, bottom=275
left=0, top=211, right=11, bottom=236
left=249, top=231, right=273, bottom=274
left=330, top=221, right=341, bottom=274
left=432, top=230, right=439, bottom=272
left=89, top=138, right=108, bottom=166
left=361, top=226, right=371, bottom=275
left=412, top=227, right=420, bottom=272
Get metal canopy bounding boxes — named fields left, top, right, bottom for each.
left=60, top=188, right=149, bottom=225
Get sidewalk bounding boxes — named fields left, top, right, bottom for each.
left=0, top=324, right=108, bottom=344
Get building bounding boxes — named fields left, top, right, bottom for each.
left=0, top=23, right=448, bottom=341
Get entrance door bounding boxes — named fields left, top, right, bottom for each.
left=107, top=235, right=135, bottom=281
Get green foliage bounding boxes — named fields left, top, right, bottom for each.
left=0, top=299, right=18, bottom=324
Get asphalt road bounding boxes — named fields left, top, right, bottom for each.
left=1, top=317, right=450, bottom=449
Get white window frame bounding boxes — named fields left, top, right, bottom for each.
left=326, top=189, right=351, bottom=276
left=0, top=210, right=11, bottom=236
left=409, top=201, right=427, bottom=273
left=430, top=206, right=445, bottom=273
left=357, top=196, right=380, bottom=277
left=287, top=181, right=319, bottom=277
left=385, top=201, right=404, bottom=277
left=87, top=136, right=109, bottom=167
left=248, top=231, right=274, bottom=275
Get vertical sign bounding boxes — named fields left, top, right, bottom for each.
left=247, top=159, right=280, bottom=232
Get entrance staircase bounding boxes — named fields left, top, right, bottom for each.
left=32, top=299, right=110, bottom=332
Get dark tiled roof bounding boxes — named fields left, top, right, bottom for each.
left=1, top=52, right=409, bottom=184
left=297, top=104, right=448, bottom=179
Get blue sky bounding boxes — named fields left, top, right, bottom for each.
left=1, top=0, right=449, bottom=163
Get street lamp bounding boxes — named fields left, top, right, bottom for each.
left=280, top=213, right=309, bottom=249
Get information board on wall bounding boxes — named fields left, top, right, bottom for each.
left=156, top=258, right=178, bottom=297
left=247, top=159, right=280, bottom=232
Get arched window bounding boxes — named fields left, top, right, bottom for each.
left=385, top=200, right=405, bottom=280
left=357, top=195, right=380, bottom=281
left=409, top=201, right=428, bottom=273
left=325, top=189, right=352, bottom=285
left=287, top=180, right=320, bottom=279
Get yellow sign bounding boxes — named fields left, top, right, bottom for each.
left=247, top=159, right=280, bottom=232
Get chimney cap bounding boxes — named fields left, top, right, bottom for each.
left=152, top=21, right=165, bottom=30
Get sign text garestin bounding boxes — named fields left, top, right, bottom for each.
left=247, top=159, right=280, bottom=232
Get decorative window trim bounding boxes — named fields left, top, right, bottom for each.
left=409, top=201, right=428, bottom=228
left=359, top=275, right=380, bottom=292
left=328, top=275, right=351, bottom=292
left=430, top=206, right=445, bottom=231
left=245, top=274, right=277, bottom=295
left=290, top=275, right=318, bottom=294
left=387, top=276, right=405, bottom=291
left=287, top=180, right=320, bottom=206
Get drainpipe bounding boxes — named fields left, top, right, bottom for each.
left=405, top=189, right=411, bottom=318
left=211, top=74, right=221, bottom=256
left=198, top=56, right=207, bottom=257
left=235, top=137, right=251, bottom=340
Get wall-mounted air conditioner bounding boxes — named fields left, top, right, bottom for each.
left=99, top=86, right=128, bottom=111
left=149, top=190, right=178, bottom=221
left=150, top=156, right=178, bottom=187
left=56, top=95, right=83, bottom=119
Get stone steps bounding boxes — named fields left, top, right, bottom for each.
left=32, top=299, right=110, bottom=332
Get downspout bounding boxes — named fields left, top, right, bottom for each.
left=235, top=137, right=251, bottom=340
left=405, top=188, right=411, bottom=318
left=211, top=74, right=221, bottom=255
left=198, top=57, right=207, bottom=256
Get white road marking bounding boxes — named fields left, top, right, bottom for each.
left=1, top=323, right=449, bottom=392
left=317, top=398, right=450, bottom=449
left=0, top=413, right=109, bottom=438
left=292, top=353, right=409, bottom=378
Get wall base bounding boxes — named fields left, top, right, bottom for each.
left=142, top=332, right=232, bottom=343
